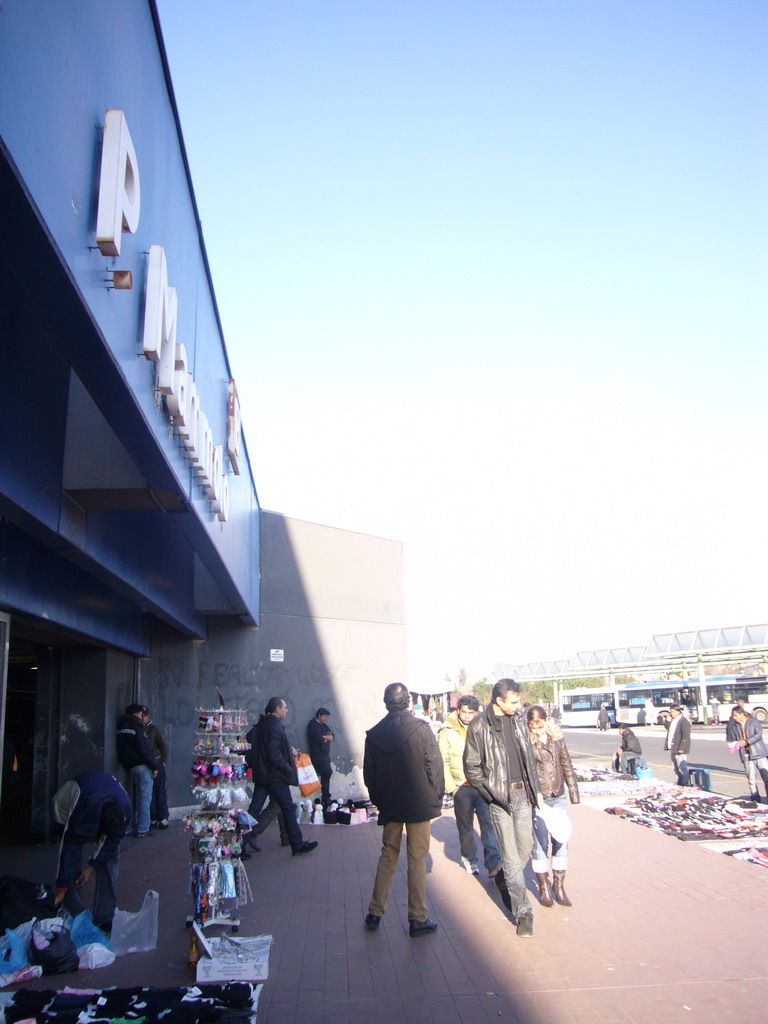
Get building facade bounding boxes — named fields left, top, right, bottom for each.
left=0, top=1, right=405, bottom=839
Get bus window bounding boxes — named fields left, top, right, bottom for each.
left=652, top=690, right=675, bottom=707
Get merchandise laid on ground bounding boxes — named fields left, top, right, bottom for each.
left=574, top=764, right=675, bottom=797
left=604, top=790, right=768, bottom=841
left=299, top=798, right=374, bottom=826
left=709, top=838, right=768, bottom=869
left=576, top=762, right=768, bottom=865
left=0, top=982, right=261, bottom=1023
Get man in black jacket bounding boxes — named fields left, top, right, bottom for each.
left=464, top=679, right=542, bottom=938
left=615, top=723, right=643, bottom=774
left=116, top=704, right=158, bottom=837
left=665, top=705, right=691, bottom=786
left=248, top=697, right=317, bottom=856
left=306, top=707, right=335, bottom=808
left=363, top=682, right=443, bottom=937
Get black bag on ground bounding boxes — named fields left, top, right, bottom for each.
left=0, top=875, right=57, bottom=932
left=29, top=919, right=79, bottom=974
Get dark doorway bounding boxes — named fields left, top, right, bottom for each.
left=1, top=637, right=43, bottom=842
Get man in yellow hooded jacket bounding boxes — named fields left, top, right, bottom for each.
left=438, top=695, right=502, bottom=877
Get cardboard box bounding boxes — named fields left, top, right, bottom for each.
left=193, top=922, right=271, bottom=983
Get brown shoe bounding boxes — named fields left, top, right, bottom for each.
left=535, top=872, right=554, bottom=907
left=552, top=870, right=572, bottom=907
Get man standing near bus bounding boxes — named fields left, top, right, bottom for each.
left=729, top=706, right=768, bottom=802
left=708, top=695, right=721, bottom=726
left=665, top=705, right=691, bottom=786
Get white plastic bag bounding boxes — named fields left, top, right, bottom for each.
left=534, top=802, right=573, bottom=844
left=78, top=942, right=116, bottom=969
left=110, top=890, right=159, bottom=956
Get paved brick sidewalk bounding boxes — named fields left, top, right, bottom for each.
left=2, top=799, right=767, bottom=1023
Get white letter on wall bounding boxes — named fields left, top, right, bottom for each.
left=96, top=110, right=141, bottom=257
left=227, top=379, right=242, bottom=476
left=142, top=245, right=177, bottom=364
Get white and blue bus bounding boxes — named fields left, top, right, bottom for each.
left=558, top=676, right=768, bottom=727
left=559, top=687, right=618, bottom=727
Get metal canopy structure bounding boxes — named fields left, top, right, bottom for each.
left=490, top=623, right=768, bottom=685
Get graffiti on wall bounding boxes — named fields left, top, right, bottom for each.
left=145, top=651, right=374, bottom=807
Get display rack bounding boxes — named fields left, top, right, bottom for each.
left=185, top=707, right=254, bottom=932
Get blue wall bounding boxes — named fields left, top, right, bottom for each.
left=0, top=0, right=259, bottom=646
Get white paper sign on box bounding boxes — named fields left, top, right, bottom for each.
left=193, top=922, right=271, bottom=983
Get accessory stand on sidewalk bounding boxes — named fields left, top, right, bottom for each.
left=185, top=707, right=254, bottom=935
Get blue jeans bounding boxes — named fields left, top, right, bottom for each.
left=489, top=790, right=533, bottom=919
left=531, top=793, right=570, bottom=871
left=150, top=763, right=169, bottom=822
left=747, top=754, right=768, bottom=798
left=129, top=765, right=153, bottom=834
left=453, top=785, right=501, bottom=873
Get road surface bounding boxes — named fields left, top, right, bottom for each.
left=562, top=723, right=760, bottom=800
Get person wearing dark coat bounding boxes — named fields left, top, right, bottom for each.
left=247, top=697, right=317, bottom=856
left=729, top=706, right=768, bottom=801
left=665, top=705, right=691, bottom=786
left=306, top=707, right=335, bottom=807
left=615, top=723, right=643, bottom=773
left=51, top=771, right=131, bottom=929
left=144, top=713, right=169, bottom=828
left=596, top=705, right=611, bottom=731
left=363, top=682, right=444, bottom=937
left=463, top=679, right=542, bottom=938
left=116, top=703, right=159, bottom=837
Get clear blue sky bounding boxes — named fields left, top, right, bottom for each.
left=156, top=0, right=767, bottom=683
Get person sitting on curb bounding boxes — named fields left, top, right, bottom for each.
left=615, top=723, right=642, bottom=774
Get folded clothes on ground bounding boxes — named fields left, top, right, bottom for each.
left=0, top=982, right=262, bottom=1023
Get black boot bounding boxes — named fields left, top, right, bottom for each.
left=552, top=870, right=572, bottom=907
left=534, top=872, right=554, bottom=907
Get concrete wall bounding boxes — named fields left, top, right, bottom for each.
left=140, top=511, right=407, bottom=810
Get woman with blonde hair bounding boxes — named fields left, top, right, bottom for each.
left=526, top=705, right=580, bottom=907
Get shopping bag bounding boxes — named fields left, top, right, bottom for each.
left=294, top=754, right=321, bottom=797
left=0, top=875, right=56, bottom=932
left=110, top=890, right=159, bottom=956
left=0, top=926, right=30, bottom=973
left=78, top=942, right=116, bottom=969
left=70, top=909, right=110, bottom=950
left=534, top=803, right=573, bottom=844
left=29, top=918, right=79, bottom=975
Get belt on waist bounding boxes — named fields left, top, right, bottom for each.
left=509, top=781, right=524, bottom=791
